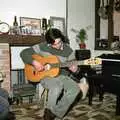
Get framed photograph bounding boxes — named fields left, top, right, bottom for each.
left=20, top=17, right=41, bottom=35
left=50, top=16, right=66, bottom=35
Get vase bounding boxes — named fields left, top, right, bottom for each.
left=79, top=43, right=86, bottom=49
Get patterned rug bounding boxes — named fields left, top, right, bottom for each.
left=9, top=93, right=120, bottom=120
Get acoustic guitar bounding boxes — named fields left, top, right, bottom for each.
left=24, top=54, right=102, bottom=82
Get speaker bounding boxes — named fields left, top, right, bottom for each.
left=75, top=49, right=91, bottom=60
left=75, top=50, right=91, bottom=74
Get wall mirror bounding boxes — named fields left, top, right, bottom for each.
left=95, top=0, right=118, bottom=50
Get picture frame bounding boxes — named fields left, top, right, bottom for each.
left=50, top=16, right=66, bottom=35
left=20, top=17, right=41, bottom=35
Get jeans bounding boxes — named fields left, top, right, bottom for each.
left=0, top=95, right=9, bottom=120
left=0, top=88, right=9, bottom=100
left=41, top=75, right=80, bottom=118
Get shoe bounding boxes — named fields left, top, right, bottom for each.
left=44, top=108, right=56, bottom=120
left=7, top=112, right=16, bottom=120
left=35, top=116, right=44, bottom=120
left=78, top=77, right=89, bottom=99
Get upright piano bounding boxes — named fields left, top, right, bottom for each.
left=88, top=53, right=120, bottom=115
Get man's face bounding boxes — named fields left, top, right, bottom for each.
left=51, top=38, right=63, bottom=50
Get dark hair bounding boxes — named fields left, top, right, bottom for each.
left=45, top=28, right=69, bottom=44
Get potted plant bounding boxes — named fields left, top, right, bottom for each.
left=71, top=25, right=92, bottom=49
left=76, top=28, right=87, bottom=49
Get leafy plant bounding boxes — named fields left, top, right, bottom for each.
left=71, top=25, right=92, bottom=44
left=76, top=28, right=87, bottom=43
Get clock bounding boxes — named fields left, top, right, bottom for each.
left=0, top=22, right=10, bottom=34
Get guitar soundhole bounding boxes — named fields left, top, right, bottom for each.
left=33, top=71, right=36, bottom=75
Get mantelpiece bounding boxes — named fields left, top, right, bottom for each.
left=0, top=34, right=45, bottom=46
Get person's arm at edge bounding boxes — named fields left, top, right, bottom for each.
left=20, top=47, right=36, bottom=65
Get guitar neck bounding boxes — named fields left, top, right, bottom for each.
left=51, top=58, right=102, bottom=68
left=50, top=60, right=83, bottom=68
left=59, top=60, right=84, bottom=68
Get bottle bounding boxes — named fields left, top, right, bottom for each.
left=13, top=16, right=18, bottom=34
left=13, top=16, right=18, bottom=26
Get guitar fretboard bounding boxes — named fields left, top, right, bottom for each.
left=60, top=60, right=84, bottom=67
left=50, top=60, right=85, bottom=68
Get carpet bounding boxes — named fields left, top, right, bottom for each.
left=9, top=93, right=120, bottom=120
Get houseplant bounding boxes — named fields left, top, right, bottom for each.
left=71, top=25, right=92, bottom=49
left=76, top=28, right=87, bottom=49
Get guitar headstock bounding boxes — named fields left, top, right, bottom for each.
left=84, top=57, right=102, bottom=65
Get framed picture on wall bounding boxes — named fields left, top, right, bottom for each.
left=50, top=16, right=66, bottom=35
left=20, top=17, right=41, bottom=35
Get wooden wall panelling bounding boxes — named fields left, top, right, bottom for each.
left=108, top=0, right=114, bottom=49
left=95, top=0, right=100, bottom=50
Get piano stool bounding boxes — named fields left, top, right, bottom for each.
left=87, top=75, right=120, bottom=115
